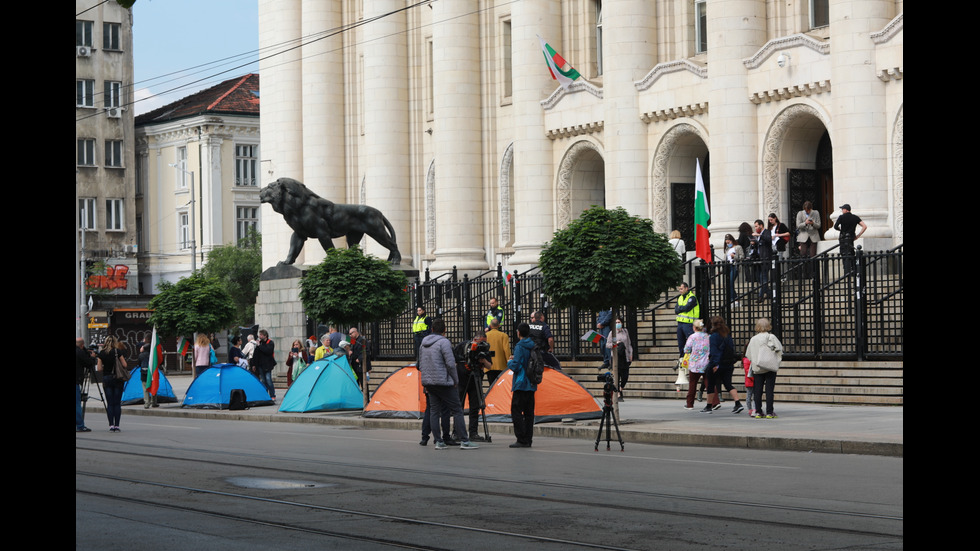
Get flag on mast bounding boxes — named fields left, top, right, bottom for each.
left=538, top=35, right=581, bottom=90
left=694, top=160, right=711, bottom=263
left=144, top=327, right=162, bottom=396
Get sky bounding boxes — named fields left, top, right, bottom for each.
left=132, top=0, right=259, bottom=115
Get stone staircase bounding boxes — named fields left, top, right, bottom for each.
left=364, top=300, right=903, bottom=406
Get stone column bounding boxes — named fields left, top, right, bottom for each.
left=704, top=0, right=767, bottom=247
left=300, top=0, right=346, bottom=265
left=362, top=0, right=411, bottom=265
left=509, top=0, right=561, bottom=269
left=258, top=0, right=304, bottom=269
left=827, top=0, right=893, bottom=241
left=429, top=0, right=488, bottom=271
left=602, top=1, right=656, bottom=217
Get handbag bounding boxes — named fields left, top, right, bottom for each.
left=753, top=334, right=782, bottom=373
left=112, top=351, right=131, bottom=381
left=209, top=347, right=217, bottom=365
left=292, top=356, right=308, bottom=381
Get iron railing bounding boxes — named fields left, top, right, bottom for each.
left=341, top=246, right=902, bottom=362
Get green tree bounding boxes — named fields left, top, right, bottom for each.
left=201, top=232, right=262, bottom=326
left=299, top=245, right=409, bottom=329
left=539, top=206, right=683, bottom=312
left=147, top=272, right=236, bottom=338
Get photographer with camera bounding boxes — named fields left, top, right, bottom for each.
left=76, top=337, right=97, bottom=432
left=454, top=331, right=493, bottom=442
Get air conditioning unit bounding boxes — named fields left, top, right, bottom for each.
left=76, top=46, right=91, bottom=57
left=107, top=107, right=122, bottom=119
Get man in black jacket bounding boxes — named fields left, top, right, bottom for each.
left=253, top=329, right=277, bottom=400
left=753, top=219, right=773, bottom=302
left=76, top=338, right=96, bottom=432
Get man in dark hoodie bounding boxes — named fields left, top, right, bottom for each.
left=418, top=319, right=479, bottom=450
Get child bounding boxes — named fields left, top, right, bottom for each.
left=742, top=356, right=755, bottom=417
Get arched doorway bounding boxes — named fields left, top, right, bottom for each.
left=763, top=103, right=833, bottom=257
left=556, top=140, right=605, bottom=229
left=651, top=123, right=709, bottom=251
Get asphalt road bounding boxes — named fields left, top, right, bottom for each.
left=76, top=416, right=903, bottom=550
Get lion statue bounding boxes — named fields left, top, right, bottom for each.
left=259, top=177, right=402, bottom=265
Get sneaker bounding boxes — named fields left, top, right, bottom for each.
left=766, top=413, right=778, bottom=419
left=419, top=437, right=429, bottom=446
left=748, top=409, right=756, bottom=417
left=434, top=441, right=448, bottom=450
left=700, top=405, right=713, bottom=413
left=469, top=434, right=487, bottom=442
left=683, top=405, right=694, bottom=410
left=696, top=390, right=704, bottom=402
left=753, top=413, right=765, bottom=419
left=732, top=404, right=744, bottom=414
left=459, top=440, right=479, bottom=450
left=76, top=426, right=91, bottom=433
left=508, top=442, right=530, bottom=448
left=444, top=438, right=460, bottom=447
left=712, top=404, right=722, bottom=411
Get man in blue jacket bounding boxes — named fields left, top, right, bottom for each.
left=508, top=323, right=537, bottom=448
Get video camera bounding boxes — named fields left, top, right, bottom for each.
left=466, top=339, right=494, bottom=371
left=596, top=371, right=616, bottom=404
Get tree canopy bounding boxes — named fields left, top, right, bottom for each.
left=147, top=272, right=236, bottom=338
left=201, top=233, right=262, bottom=326
left=539, top=206, right=683, bottom=312
left=299, top=246, right=410, bottom=328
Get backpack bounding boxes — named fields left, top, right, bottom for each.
left=526, top=347, right=545, bottom=385
left=229, top=388, right=247, bottom=410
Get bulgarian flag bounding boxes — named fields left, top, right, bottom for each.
left=581, top=330, right=603, bottom=344
left=538, top=35, right=581, bottom=90
left=177, top=335, right=192, bottom=357
left=144, top=327, right=163, bottom=396
left=694, top=159, right=711, bottom=263
left=502, top=270, right=512, bottom=287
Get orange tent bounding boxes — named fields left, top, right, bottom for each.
left=363, top=365, right=425, bottom=419
left=483, top=367, right=602, bottom=423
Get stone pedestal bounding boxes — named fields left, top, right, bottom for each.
left=255, top=264, right=307, bottom=374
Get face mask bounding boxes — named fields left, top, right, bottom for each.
left=616, top=323, right=622, bottom=330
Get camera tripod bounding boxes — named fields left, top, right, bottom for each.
left=594, top=381, right=625, bottom=452
left=460, top=366, right=492, bottom=443
left=80, top=366, right=107, bottom=427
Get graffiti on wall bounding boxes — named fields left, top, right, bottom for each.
left=87, top=264, right=129, bottom=291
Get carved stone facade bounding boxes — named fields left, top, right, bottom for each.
left=257, top=0, right=904, bottom=274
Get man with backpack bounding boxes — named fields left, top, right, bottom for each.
left=508, top=323, right=539, bottom=448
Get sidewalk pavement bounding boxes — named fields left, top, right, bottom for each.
left=83, top=373, right=902, bottom=457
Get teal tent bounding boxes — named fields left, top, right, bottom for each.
left=182, top=363, right=274, bottom=409
left=121, top=366, right=178, bottom=405
left=278, top=355, right=363, bottom=412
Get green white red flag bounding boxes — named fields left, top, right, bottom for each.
left=177, top=335, right=191, bottom=356
left=694, top=159, right=711, bottom=263
left=144, top=327, right=162, bottom=396
left=538, top=35, right=581, bottom=90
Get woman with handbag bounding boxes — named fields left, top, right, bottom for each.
left=683, top=319, right=710, bottom=410
left=285, top=339, right=310, bottom=388
left=96, top=336, right=128, bottom=432
left=745, top=318, right=783, bottom=419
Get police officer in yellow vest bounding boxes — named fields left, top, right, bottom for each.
left=413, top=306, right=432, bottom=356
left=485, top=297, right=504, bottom=330
left=674, top=282, right=700, bottom=356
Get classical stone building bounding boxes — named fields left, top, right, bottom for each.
left=76, top=0, right=139, bottom=304
left=135, top=74, right=261, bottom=292
left=256, top=0, right=903, bottom=274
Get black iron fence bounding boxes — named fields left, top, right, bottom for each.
left=685, top=244, right=903, bottom=360
left=360, top=264, right=621, bottom=361
left=353, top=245, right=902, bottom=362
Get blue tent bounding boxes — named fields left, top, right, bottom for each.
left=121, top=366, right=178, bottom=405
left=278, top=355, right=363, bottom=412
left=182, top=363, right=274, bottom=409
